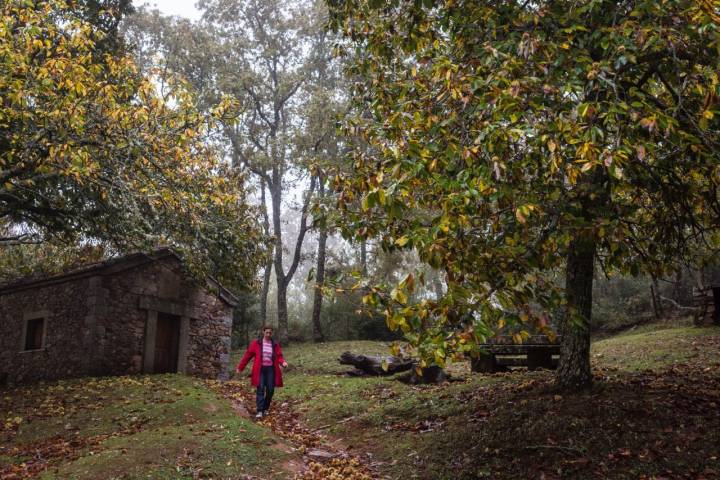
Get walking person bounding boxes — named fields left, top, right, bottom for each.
left=235, top=326, right=288, bottom=418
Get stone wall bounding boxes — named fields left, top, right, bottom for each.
left=184, top=288, right=233, bottom=379
left=0, top=279, right=92, bottom=384
left=0, top=254, right=234, bottom=386
left=99, top=256, right=233, bottom=380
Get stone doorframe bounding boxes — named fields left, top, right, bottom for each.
left=139, top=297, right=200, bottom=375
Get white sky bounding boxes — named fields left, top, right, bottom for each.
left=134, top=0, right=202, bottom=19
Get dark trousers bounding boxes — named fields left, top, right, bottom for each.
left=256, top=365, right=275, bottom=412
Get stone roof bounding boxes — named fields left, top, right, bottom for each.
left=0, top=248, right=239, bottom=307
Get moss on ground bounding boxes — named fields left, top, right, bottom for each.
left=1, top=374, right=299, bottom=480
left=3, top=324, right=718, bottom=479
left=273, top=325, right=720, bottom=479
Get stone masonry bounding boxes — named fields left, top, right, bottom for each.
left=0, top=249, right=236, bottom=385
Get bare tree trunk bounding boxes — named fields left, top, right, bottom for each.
left=270, top=170, right=316, bottom=344
left=269, top=168, right=288, bottom=342
left=259, top=179, right=272, bottom=325
left=360, top=239, right=367, bottom=275
left=556, top=233, right=596, bottom=391
left=311, top=175, right=327, bottom=343
left=650, top=277, right=663, bottom=320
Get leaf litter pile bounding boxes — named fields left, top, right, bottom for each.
left=206, top=380, right=375, bottom=480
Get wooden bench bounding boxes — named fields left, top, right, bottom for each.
left=471, top=335, right=562, bottom=373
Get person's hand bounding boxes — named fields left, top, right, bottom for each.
left=281, top=361, right=288, bottom=368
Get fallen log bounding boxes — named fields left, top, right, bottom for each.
left=338, top=352, right=414, bottom=376
left=396, top=365, right=449, bottom=385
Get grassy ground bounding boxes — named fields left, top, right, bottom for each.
left=3, top=325, right=719, bottom=479
left=0, top=374, right=300, bottom=479
left=263, top=325, right=720, bottom=480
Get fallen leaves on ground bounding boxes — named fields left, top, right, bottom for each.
left=0, top=375, right=185, bottom=479
left=206, top=380, right=375, bottom=480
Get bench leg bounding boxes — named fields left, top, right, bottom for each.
left=471, top=353, right=497, bottom=373
left=527, top=349, right=553, bottom=370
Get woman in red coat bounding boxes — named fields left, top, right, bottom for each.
left=236, top=326, right=288, bottom=418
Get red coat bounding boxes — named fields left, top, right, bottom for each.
left=236, top=339, right=285, bottom=387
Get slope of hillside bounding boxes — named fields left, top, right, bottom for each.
left=270, top=326, right=720, bottom=479
left=2, top=325, right=718, bottom=479
left=1, top=375, right=301, bottom=479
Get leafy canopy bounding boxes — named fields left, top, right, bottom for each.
left=0, top=0, right=265, bottom=289
left=328, top=0, right=720, bottom=366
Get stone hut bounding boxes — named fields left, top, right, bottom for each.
left=0, top=248, right=237, bottom=385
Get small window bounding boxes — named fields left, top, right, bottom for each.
left=24, top=318, right=45, bottom=351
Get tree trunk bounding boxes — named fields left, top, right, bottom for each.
left=260, top=260, right=272, bottom=325
left=270, top=168, right=289, bottom=343
left=556, top=233, right=596, bottom=391
left=360, top=239, right=367, bottom=275
left=269, top=168, right=316, bottom=344
left=338, top=351, right=414, bottom=376
left=259, top=179, right=272, bottom=325
left=310, top=176, right=327, bottom=343
left=650, top=277, right=663, bottom=320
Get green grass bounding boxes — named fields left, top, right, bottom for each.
left=4, top=324, right=718, bottom=480
left=267, top=324, right=720, bottom=479
left=591, top=325, right=720, bottom=371
left=1, top=374, right=299, bottom=480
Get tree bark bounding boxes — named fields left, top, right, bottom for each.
left=360, top=239, right=367, bottom=275
left=310, top=175, right=327, bottom=343
left=259, top=179, right=272, bottom=326
left=339, top=352, right=414, bottom=375
left=270, top=169, right=316, bottom=344
left=556, top=233, right=596, bottom=391
left=650, top=277, right=663, bottom=320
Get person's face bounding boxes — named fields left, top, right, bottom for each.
left=263, top=328, right=273, bottom=339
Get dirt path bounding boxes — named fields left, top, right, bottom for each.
left=206, top=380, right=378, bottom=480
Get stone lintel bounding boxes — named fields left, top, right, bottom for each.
left=138, top=296, right=200, bottom=319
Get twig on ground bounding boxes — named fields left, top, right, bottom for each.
left=310, top=416, right=356, bottom=433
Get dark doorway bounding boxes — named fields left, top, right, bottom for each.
left=24, top=317, right=45, bottom=351
left=713, top=287, right=720, bottom=326
left=154, top=312, right=180, bottom=373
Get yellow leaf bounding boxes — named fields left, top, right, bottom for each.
left=395, top=236, right=410, bottom=247
left=390, top=288, right=408, bottom=305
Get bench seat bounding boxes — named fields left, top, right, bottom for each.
left=472, top=335, right=562, bottom=373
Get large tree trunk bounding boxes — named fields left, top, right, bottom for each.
left=339, top=352, right=414, bottom=375
left=556, top=233, right=596, bottom=390
left=270, top=168, right=289, bottom=343
left=270, top=168, right=316, bottom=344
left=310, top=176, right=327, bottom=343
left=259, top=179, right=272, bottom=325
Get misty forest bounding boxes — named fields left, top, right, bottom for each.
left=1, top=0, right=720, bottom=479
